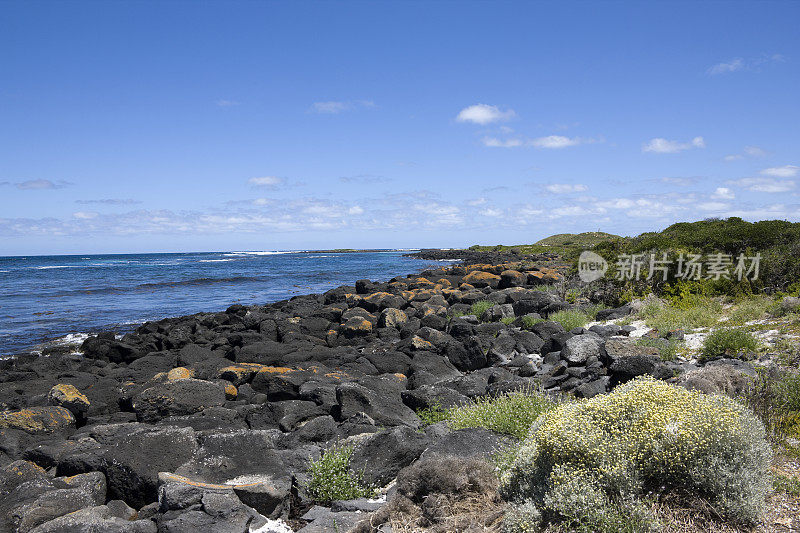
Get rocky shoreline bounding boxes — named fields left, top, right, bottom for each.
left=0, top=259, right=748, bottom=532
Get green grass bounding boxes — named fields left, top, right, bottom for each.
left=521, top=315, right=546, bottom=329
left=416, top=402, right=449, bottom=427
left=639, top=296, right=722, bottom=334
left=726, top=295, right=774, bottom=325
left=699, top=327, right=758, bottom=362
left=305, top=444, right=376, bottom=503
left=548, top=309, right=592, bottom=332
left=635, top=336, right=682, bottom=361
left=501, top=316, right=516, bottom=325
left=774, top=473, right=800, bottom=497
left=471, top=300, right=494, bottom=319
left=445, top=387, right=555, bottom=440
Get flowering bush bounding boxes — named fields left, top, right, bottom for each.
left=500, top=377, right=772, bottom=531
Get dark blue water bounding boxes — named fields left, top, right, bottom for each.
left=0, top=250, right=442, bottom=356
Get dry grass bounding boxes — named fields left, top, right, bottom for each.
left=389, top=493, right=506, bottom=533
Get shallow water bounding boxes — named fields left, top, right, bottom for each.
left=0, top=250, right=441, bottom=356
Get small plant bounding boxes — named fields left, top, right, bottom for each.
left=416, top=401, right=449, bottom=427
left=548, top=309, right=591, bottom=332
left=500, top=316, right=516, bottom=325
left=471, top=300, right=494, bottom=319
left=446, top=387, right=555, bottom=440
left=306, top=444, right=375, bottom=503
left=700, top=328, right=758, bottom=361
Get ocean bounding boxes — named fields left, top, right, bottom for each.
left=0, top=250, right=443, bottom=357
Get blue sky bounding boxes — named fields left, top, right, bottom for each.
left=1, top=1, right=798, bottom=255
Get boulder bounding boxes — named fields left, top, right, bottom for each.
left=47, top=385, right=90, bottom=418
left=498, top=270, right=527, bottom=289
left=0, top=407, right=75, bottom=435
left=101, top=426, right=198, bottom=508
left=444, top=337, right=487, bottom=372
left=377, top=308, right=408, bottom=329
left=480, top=304, right=514, bottom=322
left=560, top=334, right=603, bottom=365
left=26, top=506, right=157, bottom=533
left=132, top=379, right=226, bottom=423
left=349, top=426, right=430, bottom=486
left=462, top=270, right=500, bottom=288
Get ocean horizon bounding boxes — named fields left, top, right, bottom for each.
left=0, top=249, right=444, bottom=357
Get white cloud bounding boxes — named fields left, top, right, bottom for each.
left=711, top=187, right=735, bottom=200
left=467, top=197, right=487, bottom=206
left=73, top=211, right=98, bottom=219
left=216, top=99, right=240, bottom=107
left=482, top=135, right=593, bottom=149
left=728, top=177, right=796, bottom=193
left=725, top=145, right=767, bottom=161
left=529, top=135, right=582, bottom=149
left=456, top=104, right=515, bottom=125
left=707, top=54, right=785, bottom=75
left=348, top=205, right=364, bottom=215
left=707, top=58, right=745, bottom=75
left=761, top=165, right=798, bottom=178
left=642, top=136, right=705, bottom=154
left=311, top=101, right=350, bottom=114
left=482, top=137, right=524, bottom=148
left=14, top=179, right=70, bottom=190
left=310, top=100, right=374, bottom=114
left=744, top=146, right=767, bottom=157
left=545, top=183, right=588, bottom=194
left=479, top=208, right=502, bottom=217
left=248, top=176, right=285, bottom=188
left=697, top=201, right=730, bottom=211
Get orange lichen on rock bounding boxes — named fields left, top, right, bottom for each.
left=167, top=367, right=193, bottom=381
left=0, top=406, right=75, bottom=434
left=47, top=384, right=90, bottom=415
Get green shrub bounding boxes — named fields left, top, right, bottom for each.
left=548, top=309, right=591, bottom=332
left=500, top=316, right=516, bottom=325
left=744, top=367, right=800, bottom=440
left=700, top=328, right=758, bottom=361
left=446, top=387, right=554, bottom=440
left=500, top=377, right=772, bottom=530
left=306, top=444, right=375, bottom=503
left=471, top=300, right=494, bottom=319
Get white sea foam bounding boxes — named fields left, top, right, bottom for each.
left=199, top=259, right=236, bottom=263
left=225, top=251, right=294, bottom=256
left=34, top=265, right=83, bottom=269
